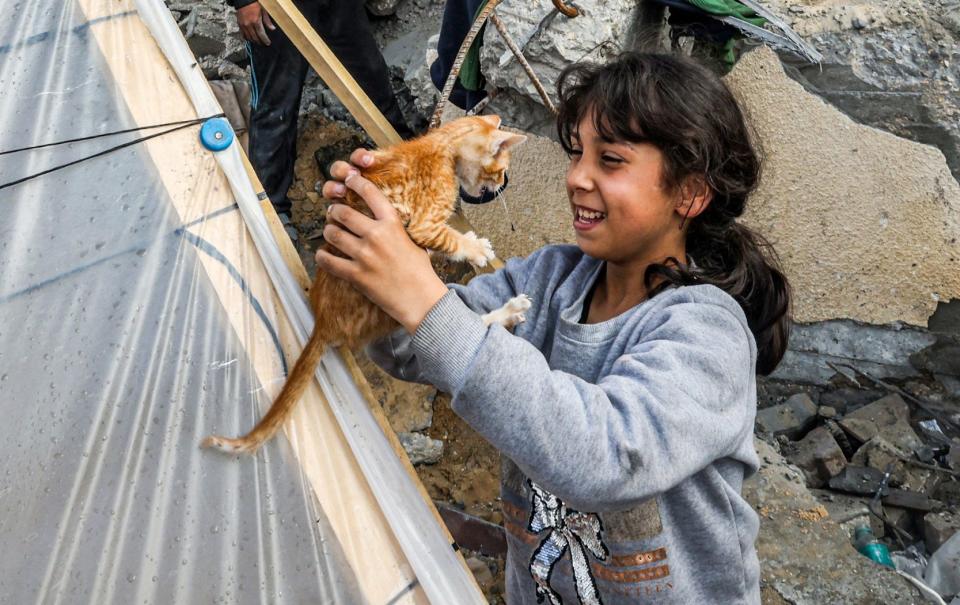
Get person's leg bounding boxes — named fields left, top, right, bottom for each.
left=310, top=0, right=414, bottom=138
left=247, top=21, right=310, bottom=216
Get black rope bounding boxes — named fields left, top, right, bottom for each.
left=0, top=113, right=226, bottom=192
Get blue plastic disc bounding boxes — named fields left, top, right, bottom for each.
left=199, top=117, right=234, bottom=151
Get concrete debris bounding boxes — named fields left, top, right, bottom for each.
left=366, top=0, right=404, bottom=17
left=840, top=394, right=924, bottom=452
left=398, top=431, right=444, bottom=466
left=783, top=426, right=846, bottom=488
left=756, top=392, right=818, bottom=439
left=924, top=511, right=960, bottom=553
left=746, top=439, right=921, bottom=603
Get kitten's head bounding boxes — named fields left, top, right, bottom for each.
left=447, top=115, right=527, bottom=198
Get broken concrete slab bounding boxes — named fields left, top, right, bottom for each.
left=828, top=465, right=890, bottom=497
left=770, top=318, right=936, bottom=384
left=756, top=393, right=818, bottom=439
left=746, top=439, right=921, bottom=602
left=398, top=431, right=444, bottom=466
left=924, top=510, right=960, bottom=552
left=839, top=394, right=923, bottom=451
left=784, top=426, right=846, bottom=488
left=849, top=436, right=932, bottom=492
left=725, top=47, right=960, bottom=328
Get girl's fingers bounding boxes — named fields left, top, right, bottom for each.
left=322, top=223, right=363, bottom=257
left=321, top=180, right=346, bottom=198
left=343, top=172, right=397, bottom=221
left=349, top=148, right=375, bottom=168
left=314, top=248, right=354, bottom=279
left=326, top=204, right=374, bottom=237
left=262, top=10, right=276, bottom=30
left=328, top=160, right=355, bottom=181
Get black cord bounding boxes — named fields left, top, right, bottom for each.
left=0, top=113, right=226, bottom=192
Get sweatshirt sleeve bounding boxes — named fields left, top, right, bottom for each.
left=410, top=289, right=757, bottom=512
left=364, top=249, right=542, bottom=382
left=226, top=0, right=257, bottom=9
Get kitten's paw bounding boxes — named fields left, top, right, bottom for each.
left=463, top=231, right=496, bottom=267
left=502, top=294, right=532, bottom=327
left=481, top=294, right=533, bottom=328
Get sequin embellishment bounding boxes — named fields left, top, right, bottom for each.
left=527, top=481, right=609, bottom=604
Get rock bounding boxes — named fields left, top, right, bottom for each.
left=818, top=405, right=838, bottom=419
left=465, top=556, right=495, bottom=588
left=932, top=479, right=960, bottom=507
left=882, top=488, right=936, bottom=513
left=910, top=335, right=960, bottom=377
left=924, top=510, right=960, bottom=552
left=784, top=426, right=846, bottom=488
left=746, top=440, right=921, bottom=603
left=366, top=0, right=404, bottom=17
left=756, top=393, right=818, bottom=439
left=479, top=0, right=642, bottom=123
left=828, top=465, right=890, bottom=496
left=819, top=387, right=886, bottom=416
left=398, top=431, right=443, bottom=466
left=849, top=436, right=931, bottom=491
left=839, top=394, right=923, bottom=452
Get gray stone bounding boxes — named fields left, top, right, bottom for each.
left=818, top=405, right=838, bottom=419
left=784, top=426, right=847, bottom=488
left=479, top=0, right=642, bottom=116
left=839, top=394, right=924, bottom=452
left=828, top=465, right=890, bottom=496
left=756, top=393, right=818, bottom=439
left=746, top=440, right=921, bottom=603
left=910, top=335, right=960, bottom=377
left=849, top=436, right=931, bottom=492
left=366, top=0, right=404, bottom=17
left=771, top=320, right=936, bottom=384
left=398, top=431, right=443, bottom=466
left=924, top=510, right=960, bottom=552
left=819, top=387, right=886, bottom=416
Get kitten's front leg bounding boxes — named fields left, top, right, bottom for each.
left=482, top=294, right=532, bottom=329
left=406, top=222, right=496, bottom=268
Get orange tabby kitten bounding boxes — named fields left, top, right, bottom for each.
left=202, top=115, right=528, bottom=454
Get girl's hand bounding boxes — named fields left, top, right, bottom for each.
left=317, top=151, right=449, bottom=334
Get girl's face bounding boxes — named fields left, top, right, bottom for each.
left=566, top=115, right=686, bottom=266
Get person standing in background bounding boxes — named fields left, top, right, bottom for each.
left=228, top=0, right=414, bottom=239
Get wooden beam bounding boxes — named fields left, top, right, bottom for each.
left=257, top=0, right=402, bottom=148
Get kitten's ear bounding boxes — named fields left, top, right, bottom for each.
left=493, top=131, right=528, bottom=154
left=478, top=114, right=502, bottom=128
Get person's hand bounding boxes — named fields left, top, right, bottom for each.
left=317, top=150, right=449, bottom=334
left=236, top=2, right=275, bottom=46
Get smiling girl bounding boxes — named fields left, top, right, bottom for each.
left=316, top=52, right=790, bottom=604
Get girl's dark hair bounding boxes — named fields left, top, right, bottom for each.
left=557, top=52, right=791, bottom=375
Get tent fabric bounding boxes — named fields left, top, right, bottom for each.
left=0, top=2, right=483, bottom=603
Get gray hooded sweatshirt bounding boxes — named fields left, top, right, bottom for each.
left=367, top=245, right=761, bottom=604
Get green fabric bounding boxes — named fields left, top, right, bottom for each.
left=458, top=1, right=489, bottom=92
left=687, top=0, right=766, bottom=65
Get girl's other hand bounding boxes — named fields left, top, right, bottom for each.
left=317, top=152, right=448, bottom=334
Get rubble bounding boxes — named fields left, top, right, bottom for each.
left=745, top=439, right=921, bottom=603
left=783, top=426, right=846, bottom=488
left=756, top=392, right=818, bottom=439
left=924, top=511, right=960, bottom=553
left=398, top=431, right=444, bottom=466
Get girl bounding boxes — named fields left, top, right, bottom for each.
left=316, top=52, right=790, bottom=604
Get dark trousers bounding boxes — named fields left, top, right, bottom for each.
left=248, top=0, right=412, bottom=214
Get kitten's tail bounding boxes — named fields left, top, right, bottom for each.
left=200, top=324, right=328, bottom=455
